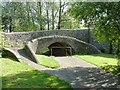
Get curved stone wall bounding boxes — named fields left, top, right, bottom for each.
left=26, top=35, right=101, bottom=54
left=2, top=48, right=22, bottom=62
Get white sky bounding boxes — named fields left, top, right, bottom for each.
left=1, top=0, right=120, bottom=2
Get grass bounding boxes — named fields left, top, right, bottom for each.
left=36, top=54, right=60, bottom=68
left=0, top=55, right=71, bottom=88
left=75, top=54, right=120, bottom=75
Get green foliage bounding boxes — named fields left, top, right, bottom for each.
left=61, top=12, right=80, bottom=29
left=0, top=32, right=4, bottom=51
left=75, top=54, right=120, bottom=75
left=70, top=2, right=120, bottom=65
left=2, top=2, right=79, bottom=31
left=36, top=54, right=60, bottom=68
left=42, top=48, right=49, bottom=54
left=70, top=2, right=120, bottom=41
left=101, top=65, right=120, bottom=75
left=1, top=2, right=71, bottom=31
left=1, top=56, right=71, bottom=88
left=0, top=25, right=6, bottom=52
left=0, top=32, right=10, bottom=51
left=2, top=2, right=47, bottom=32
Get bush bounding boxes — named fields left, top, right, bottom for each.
left=0, top=32, right=4, bottom=51
left=101, top=65, right=120, bottom=75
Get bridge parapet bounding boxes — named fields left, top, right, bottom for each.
left=4, top=29, right=89, bottom=48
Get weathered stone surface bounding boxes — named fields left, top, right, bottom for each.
left=2, top=48, right=22, bottom=62
left=26, top=35, right=101, bottom=54
left=4, top=29, right=89, bottom=48
left=4, top=29, right=110, bottom=54
left=24, top=44, right=39, bottom=63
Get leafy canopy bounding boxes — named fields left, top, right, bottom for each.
left=69, top=2, right=120, bottom=56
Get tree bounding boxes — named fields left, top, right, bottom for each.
left=52, top=2, right=55, bottom=30
left=57, top=0, right=62, bottom=30
left=57, top=1, right=70, bottom=30
left=37, top=2, right=44, bottom=30
left=1, top=2, right=48, bottom=32
left=69, top=2, right=120, bottom=65
left=61, top=12, right=80, bottom=29
left=1, top=1, right=71, bottom=31
left=46, top=2, right=50, bottom=30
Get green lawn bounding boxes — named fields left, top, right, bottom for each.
left=0, top=55, right=71, bottom=88
left=75, top=54, right=120, bottom=75
left=36, top=55, right=60, bottom=68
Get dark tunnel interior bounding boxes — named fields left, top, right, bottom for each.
left=42, top=42, right=73, bottom=56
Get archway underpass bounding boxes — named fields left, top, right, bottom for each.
left=42, top=42, right=73, bottom=56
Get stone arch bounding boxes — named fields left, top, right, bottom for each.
left=43, top=42, right=73, bottom=56
left=26, top=35, right=101, bottom=56
left=2, top=48, right=22, bottom=62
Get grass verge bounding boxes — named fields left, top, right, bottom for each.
left=36, top=55, right=60, bottom=68
left=75, top=54, right=120, bottom=75
left=0, top=55, right=71, bottom=88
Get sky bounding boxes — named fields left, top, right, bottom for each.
left=1, top=0, right=120, bottom=2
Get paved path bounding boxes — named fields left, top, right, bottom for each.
left=43, top=57, right=119, bottom=89
left=54, top=57, right=97, bottom=68
left=16, top=49, right=119, bottom=89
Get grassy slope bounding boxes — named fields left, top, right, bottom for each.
left=75, top=54, right=119, bottom=75
left=36, top=55, right=60, bottom=68
left=0, top=56, right=71, bottom=88
left=75, top=54, right=117, bottom=66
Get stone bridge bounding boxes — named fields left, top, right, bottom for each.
left=3, top=29, right=102, bottom=63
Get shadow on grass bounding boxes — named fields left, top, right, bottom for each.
left=2, top=70, right=72, bottom=89
left=74, top=53, right=120, bottom=76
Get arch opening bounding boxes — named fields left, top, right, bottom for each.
left=42, top=42, right=73, bottom=56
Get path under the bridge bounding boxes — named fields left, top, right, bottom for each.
left=44, top=57, right=119, bottom=89
left=17, top=49, right=119, bottom=89
left=6, top=48, right=119, bottom=89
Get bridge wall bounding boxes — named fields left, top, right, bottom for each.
left=26, top=35, right=101, bottom=54
left=4, top=29, right=110, bottom=53
left=4, top=29, right=89, bottom=48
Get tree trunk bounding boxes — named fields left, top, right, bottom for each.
left=117, top=40, right=120, bottom=66
left=46, top=9, right=49, bottom=30
left=57, top=0, right=61, bottom=30
left=87, top=25, right=90, bottom=43
left=37, top=2, right=42, bottom=30
left=40, top=2, right=42, bottom=30
left=52, top=8, right=54, bottom=30
left=116, top=42, right=120, bottom=55
left=26, top=2, right=30, bottom=31
left=109, top=41, right=113, bottom=54
left=9, top=17, right=12, bottom=32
